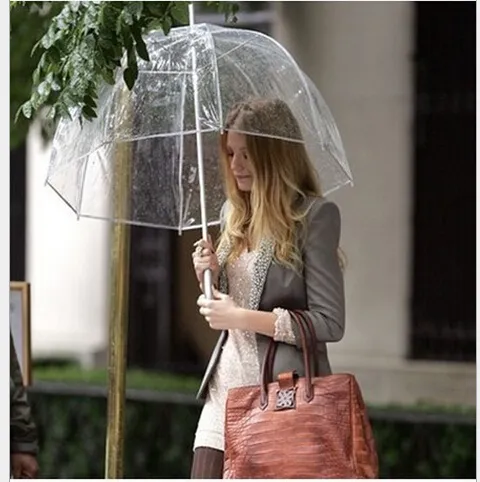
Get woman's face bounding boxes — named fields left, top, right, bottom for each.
left=226, top=131, right=253, bottom=192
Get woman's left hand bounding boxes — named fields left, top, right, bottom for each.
left=197, top=288, right=244, bottom=331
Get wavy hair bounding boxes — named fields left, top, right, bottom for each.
left=217, top=98, right=323, bottom=271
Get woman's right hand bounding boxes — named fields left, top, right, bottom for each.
left=192, top=236, right=220, bottom=290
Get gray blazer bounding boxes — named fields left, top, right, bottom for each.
left=196, top=196, right=345, bottom=400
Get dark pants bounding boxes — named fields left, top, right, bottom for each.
left=191, top=447, right=224, bottom=479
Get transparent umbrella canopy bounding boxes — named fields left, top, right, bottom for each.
left=47, top=22, right=352, bottom=234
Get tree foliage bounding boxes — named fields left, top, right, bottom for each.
left=10, top=2, right=63, bottom=148
left=10, top=1, right=239, bottom=148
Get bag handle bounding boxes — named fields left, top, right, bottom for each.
left=260, top=338, right=277, bottom=408
left=260, top=311, right=314, bottom=408
left=292, top=310, right=319, bottom=376
left=294, top=310, right=316, bottom=342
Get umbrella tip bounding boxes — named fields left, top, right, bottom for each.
left=188, top=3, right=195, bottom=26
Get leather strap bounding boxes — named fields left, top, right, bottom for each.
left=292, top=310, right=319, bottom=376
left=260, top=339, right=278, bottom=408
left=290, top=312, right=314, bottom=401
left=260, top=311, right=314, bottom=407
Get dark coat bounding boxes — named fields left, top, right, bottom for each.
left=10, top=333, right=38, bottom=455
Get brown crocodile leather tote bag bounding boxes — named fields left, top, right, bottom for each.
left=224, top=310, right=378, bottom=479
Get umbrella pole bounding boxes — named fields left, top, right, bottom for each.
left=189, top=2, right=213, bottom=299
left=105, top=139, right=132, bottom=478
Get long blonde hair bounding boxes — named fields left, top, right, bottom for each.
left=217, top=99, right=322, bottom=270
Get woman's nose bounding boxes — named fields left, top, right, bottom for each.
left=230, top=154, right=241, bottom=170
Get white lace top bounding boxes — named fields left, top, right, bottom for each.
left=193, top=250, right=295, bottom=452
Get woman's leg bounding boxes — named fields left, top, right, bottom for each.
left=190, top=447, right=224, bottom=479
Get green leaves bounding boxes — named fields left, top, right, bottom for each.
left=82, top=104, right=97, bottom=120
left=125, top=1, right=144, bottom=20
left=132, top=24, right=149, bottom=61
left=10, top=1, right=65, bottom=148
left=13, top=1, right=240, bottom=129
left=123, top=68, right=136, bottom=90
left=21, top=101, right=33, bottom=119
left=170, top=2, right=189, bottom=25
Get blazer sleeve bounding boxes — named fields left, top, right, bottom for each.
left=293, top=199, right=346, bottom=346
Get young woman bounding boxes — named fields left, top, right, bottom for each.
left=190, top=98, right=345, bottom=479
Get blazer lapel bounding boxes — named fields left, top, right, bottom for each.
left=248, top=238, right=275, bottom=311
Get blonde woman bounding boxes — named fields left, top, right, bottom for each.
left=190, top=99, right=345, bottom=479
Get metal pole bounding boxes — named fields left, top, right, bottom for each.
left=105, top=87, right=132, bottom=479
left=189, top=2, right=213, bottom=300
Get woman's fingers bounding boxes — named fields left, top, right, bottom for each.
left=199, top=306, right=211, bottom=317
left=197, top=295, right=212, bottom=308
left=198, top=296, right=214, bottom=323
left=192, top=244, right=218, bottom=271
left=192, top=238, right=219, bottom=286
left=195, top=256, right=215, bottom=269
left=194, top=238, right=215, bottom=252
left=212, top=287, right=228, bottom=300
left=192, top=246, right=215, bottom=261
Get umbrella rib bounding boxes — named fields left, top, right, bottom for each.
left=252, top=30, right=354, bottom=184
left=145, top=35, right=194, bottom=65
left=46, top=180, right=82, bottom=217
left=207, top=28, right=224, bottom=129
left=177, top=72, right=187, bottom=232
left=252, top=30, right=324, bottom=147
left=118, top=128, right=218, bottom=143
left=207, top=38, right=254, bottom=67
left=219, top=54, right=260, bottom=99
left=193, top=36, right=255, bottom=79
left=226, top=129, right=318, bottom=145
left=138, top=70, right=195, bottom=75
left=73, top=128, right=219, bottom=164
left=76, top=156, right=89, bottom=217
left=78, top=213, right=220, bottom=231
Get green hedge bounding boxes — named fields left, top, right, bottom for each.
left=33, top=365, right=201, bottom=393
left=30, top=392, right=199, bottom=478
left=27, top=367, right=475, bottom=478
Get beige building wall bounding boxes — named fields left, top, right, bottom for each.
left=273, top=0, right=413, bottom=369
left=272, top=1, right=475, bottom=407
left=26, top=123, right=111, bottom=367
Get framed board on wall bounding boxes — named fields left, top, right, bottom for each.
left=10, top=281, right=32, bottom=385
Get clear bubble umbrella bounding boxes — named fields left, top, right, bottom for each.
left=47, top=18, right=352, bottom=237
left=46, top=6, right=352, bottom=477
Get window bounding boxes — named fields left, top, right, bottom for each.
left=409, top=2, right=475, bottom=362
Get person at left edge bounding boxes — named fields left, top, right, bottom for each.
left=10, top=332, right=39, bottom=478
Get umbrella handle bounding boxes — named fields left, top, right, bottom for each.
left=203, top=269, right=213, bottom=300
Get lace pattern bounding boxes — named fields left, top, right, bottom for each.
left=273, top=308, right=296, bottom=344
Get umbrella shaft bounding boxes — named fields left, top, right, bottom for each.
left=189, top=6, right=212, bottom=298
left=203, top=269, right=213, bottom=299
